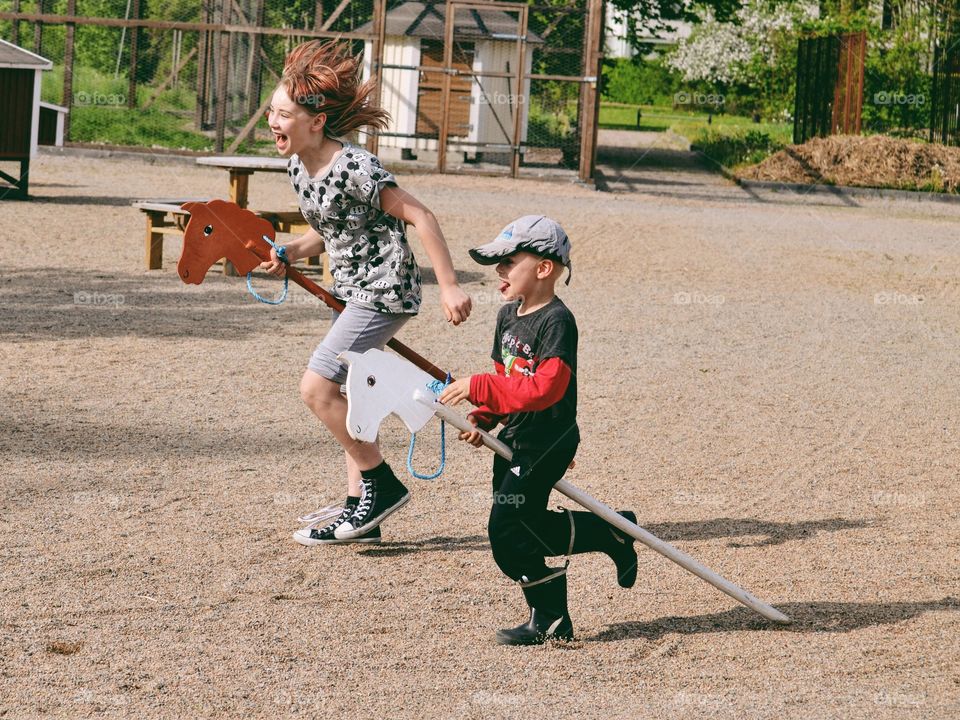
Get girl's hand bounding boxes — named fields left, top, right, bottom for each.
left=439, top=377, right=471, bottom=406
left=459, top=415, right=484, bottom=448
left=259, top=248, right=287, bottom=278
left=440, top=285, right=472, bottom=326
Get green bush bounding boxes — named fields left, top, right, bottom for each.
left=690, top=127, right=786, bottom=170
left=601, top=57, right=682, bottom=106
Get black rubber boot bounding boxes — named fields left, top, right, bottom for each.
left=495, top=570, right=574, bottom=646
left=566, top=510, right=639, bottom=589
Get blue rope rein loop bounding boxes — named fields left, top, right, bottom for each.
left=407, top=373, right=451, bottom=480
left=246, top=234, right=289, bottom=305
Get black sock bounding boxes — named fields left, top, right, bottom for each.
left=361, top=461, right=403, bottom=489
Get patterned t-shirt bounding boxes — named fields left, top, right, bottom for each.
left=287, top=143, right=421, bottom=314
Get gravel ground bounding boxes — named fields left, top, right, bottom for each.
left=1, top=147, right=958, bottom=719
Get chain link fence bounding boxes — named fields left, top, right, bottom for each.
left=1, top=0, right=602, bottom=180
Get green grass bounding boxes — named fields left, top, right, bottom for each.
left=672, top=115, right=793, bottom=147
left=598, top=103, right=675, bottom=132
left=69, top=106, right=214, bottom=151
left=689, top=127, right=788, bottom=171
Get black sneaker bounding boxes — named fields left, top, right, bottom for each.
left=334, top=476, right=410, bottom=539
left=293, top=505, right=383, bottom=546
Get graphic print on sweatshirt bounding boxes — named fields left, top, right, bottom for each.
left=501, top=331, right=535, bottom=377
left=287, top=143, right=421, bottom=314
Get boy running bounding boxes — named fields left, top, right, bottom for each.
left=440, top=216, right=637, bottom=645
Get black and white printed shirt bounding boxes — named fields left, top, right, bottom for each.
left=287, top=143, right=421, bottom=314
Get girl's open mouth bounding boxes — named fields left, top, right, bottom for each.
left=274, top=133, right=288, bottom=150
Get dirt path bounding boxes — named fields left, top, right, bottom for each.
left=1, top=149, right=958, bottom=719
left=594, top=128, right=739, bottom=201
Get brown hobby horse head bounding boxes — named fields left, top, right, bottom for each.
left=177, top=200, right=278, bottom=284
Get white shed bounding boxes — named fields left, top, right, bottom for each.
left=360, top=1, right=542, bottom=159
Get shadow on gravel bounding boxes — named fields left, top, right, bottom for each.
left=358, top=535, right=490, bottom=556
left=590, top=597, right=960, bottom=641
left=644, top=517, right=871, bottom=548
left=1, top=267, right=331, bottom=341
left=596, top=145, right=711, bottom=170
left=0, top=266, right=484, bottom=341
left=2, top=418, right=339, bottom=459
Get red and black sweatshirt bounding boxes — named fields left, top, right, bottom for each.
left=469, top=296, right=579, bottom=451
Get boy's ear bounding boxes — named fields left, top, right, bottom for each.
left=537, top=257, right=557, bottom=279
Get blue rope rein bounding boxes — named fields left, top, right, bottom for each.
left=246, top=235, right=289, bottom=305
left=407, top=374, right=451, bottom=480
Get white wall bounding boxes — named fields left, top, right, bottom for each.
left=365, top=37, right=423, bottom=150
left=605, top=5, right=692, bottom=58
left=365, top=36, right=534, bottom=155
left=470, top=40, right=531, bottom=150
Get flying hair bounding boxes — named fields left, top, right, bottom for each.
left=281, top=40, right=390, bottom=138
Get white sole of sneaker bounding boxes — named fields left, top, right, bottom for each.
left=292, top=529, right=383, bottom=546
left=334, top=493, right=410, bottom=539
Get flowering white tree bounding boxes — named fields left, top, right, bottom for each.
left=667, top=0, right=817, bottom=87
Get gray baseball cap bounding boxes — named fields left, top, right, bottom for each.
left=469, top=215, right=572, bottom=284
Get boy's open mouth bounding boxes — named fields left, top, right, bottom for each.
left=499, top=280, right=510, bottom=293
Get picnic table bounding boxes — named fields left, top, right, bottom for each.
left=195, top=155, right=289, bottom=209
left=134, top=155, right=329, bottom=282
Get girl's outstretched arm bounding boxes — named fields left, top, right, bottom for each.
left=380, top=185, right=472, bottom=325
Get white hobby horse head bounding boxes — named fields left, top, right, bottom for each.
left=339, top=349, right=444, bottom=442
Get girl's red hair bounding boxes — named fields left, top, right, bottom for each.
left=281, top=40, right=390, bottom=137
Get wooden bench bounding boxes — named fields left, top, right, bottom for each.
left=133, top=199, right=331, bottom=282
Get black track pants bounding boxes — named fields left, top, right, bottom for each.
left=487, top=444, right=579, bottom=583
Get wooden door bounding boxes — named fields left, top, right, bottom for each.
left=416, top=40, right=473, bottom=138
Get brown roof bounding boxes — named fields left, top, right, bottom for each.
left=357, top=1, right=543, bottom=43
left=0, top=39, right=53, bottom=69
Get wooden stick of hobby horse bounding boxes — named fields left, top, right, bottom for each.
left=416, top=390, right=792, bottom=625
left=283, top=266, right=448, bottom=383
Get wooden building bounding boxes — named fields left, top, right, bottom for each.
left=0, top=39, right=53, bottom=199
left=359, top=1, right=542, bottom=162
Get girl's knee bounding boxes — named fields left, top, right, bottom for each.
left=299, top=372, right=340, bottom=414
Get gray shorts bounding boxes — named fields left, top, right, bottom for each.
left=308, top=303, right=411, bottom=384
